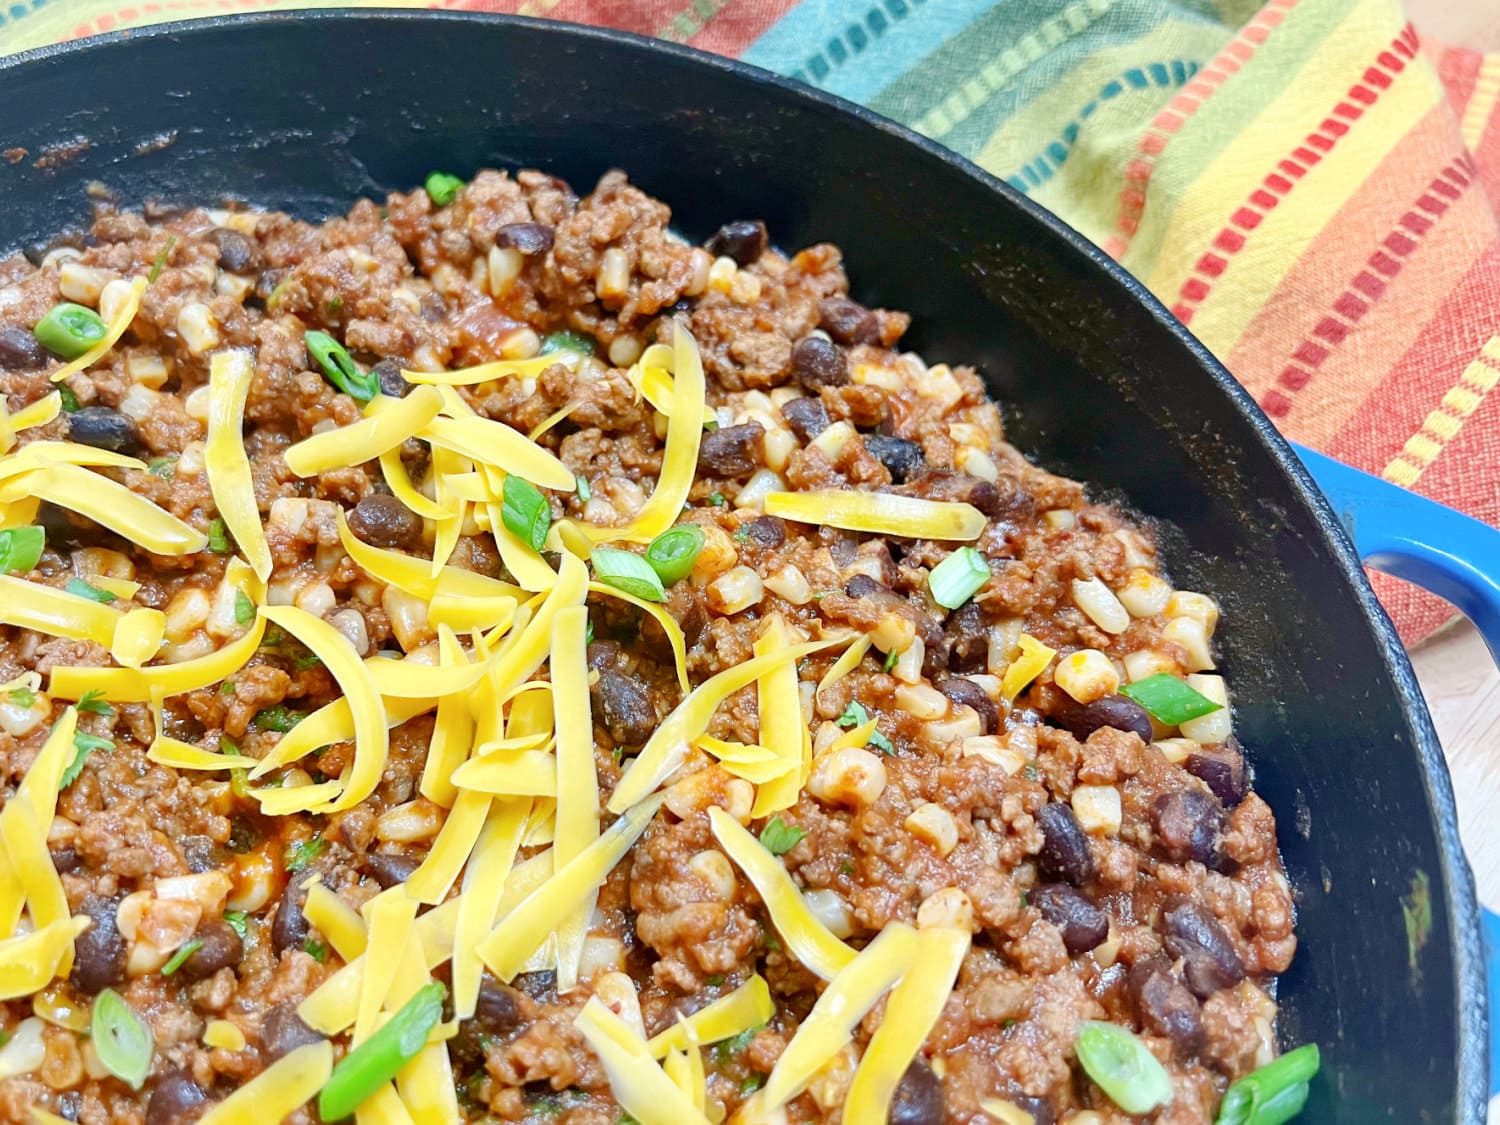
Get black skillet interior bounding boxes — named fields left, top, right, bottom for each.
left=0, top=12, right=1483, bottom=1120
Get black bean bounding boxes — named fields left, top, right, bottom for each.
left=818, top=297, right=880, bottom=346
left=348, top=493, right=421, bottom=549
left=936, top=678, right=998, bottom=736
left=789, top=336, right=848, bottom=389
left=145, top=1071, right=209, bottom=1125
left=0, top=326, right=48, bottom=369
left=594, top=670, right=657, bottom=746
left=863, top=435, right=925, bottom=484
left=1052, top=694, right=1153, bottom=744
left=1151, top=789, right=1224, bottom=866
left=49, top=845, right=81, bottom=874
left=843, top=574, right=890, bottom=600
left=586, top=640, right=622, bottom=672
left=943, top=601, right=989, bottom=673
left=514, top=969, right=556, bottom=1000
left=1185, top=737, right=1249, bottom=808
left=70, top=895, right=127, bottom=993
left=1164, top=900, right=1246, bottom=999
left=270, top=884, right=309, bottom=955
left=1035, top=802, right=1096, bottom=886
left=1130, top=959, right=1205, bottom=1055
left=705, top=220, right=768, bottom=267
left=371, top=357, right=412, bottom=399
left=260, top=1003, right=323, bottom=1061
left=740, top=515, right=785, bottom=548
left=494, top=222, right=555, bottom=255
left=180, top=834, right=221, bottom=874
left=474, top=973, right=526, bottom=1035
left=179, top=919, right=243, bottom=981
left=252, top=269, right=285, bottom=305
left=67, top=407, right=140, bottom=456
left=207, top=228, right=259, bottom=274
left=1031, top=883, right=1108, bottom=955
left=888, top=1058, right=944, bottom=1125
left=698, top=422, right=765, bottom=477
left=366, top=851, right=421, bottom=889
left=780, top=395, right=832, bottom=442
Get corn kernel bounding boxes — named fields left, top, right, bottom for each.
left=729, top=270, right=762, bottom=305
left=764, top=563, right=812, bottom=605
left=762, top=426, right=796, bottom=473
left=215, top=272, right=255, bottom=302
left=1071, top=577, right=1130, bottom=635
left=58, top=262, right=114, bottom=305
left=500, top=327, right=541, bottom=361
left=1113, top=527, right=1155, bottom=569
left=1042, top=509, right=1077, bottom=531
left=894, top=682, right=949, bottom=720
left=1071, top=784, right=1122, bottom=836
left=808, top=746, right=887, bottom=809
left=375, top=798, right=444, bottom=842
left=1153, top=737, right=1196, bottom=764
left=688, top=850, right=737, bottom=902
left=1179, top=674, right=1231, bottom=743
left=905, top=802, right=959, bottom=856
left=176, top=302, right=220, bottom=355
left=1166, top=590, right=1220, bottom=634
left=1123, top=648, right=1177, bottom=682
left=1054, top=648, right=1120, bottom=704
left=734, top=468, right=785, bottom=511
left=1118, top=569, right=1172, bottom=618
left=917, top=887, right=974, bottom=931
left=918, top=365, right=964, bottom=411
left=98, top=278, right=136, bottom=326
left=684, top=248, right=712, bottom=297
left=870, top=611, right=915, bottom=655
left=1163, top=615, right=1215, bottom=672
left=707, top=255, right=738, bottom=294
left=961, top=735, right=1026, bottom=775
left=706, top=565, right=763, bottom=616
left=958, top=445, right=999, bottom=483
left=594, top=972, right=646, bottom=1038
left=163, top=586, right=211, bottom=642
left=126, top=353, right=170, bottom=389
left=892, top=636, right=925, bottom=684
left=809, top=419, right=855, bottom=460
left=802, top=889, right=853, bottom=939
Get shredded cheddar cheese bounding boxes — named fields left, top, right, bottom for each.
left=0, top=917, right=92, bottom=1000
left=764, top=490, right=987, bottom=541
left=284, top=384, right=444, bottom=477
left=1002, top=633, right=1057, bottom=701
left=0, top=574, right=121, bottom=644
left=196, top=1041, right=333, bottom=1125
left=587, top=581, right=690, bottom=694
left=110, top=607, right=165, bottom=668
left=452, top=800, right=530, bottom=1019
left=205, top=349, right=273, bottom=580
left=551, top=605, right=598, bottom=992
left=574, top=997, right=713, bottom=1125
left=49, top=613, right=266, bottom=702
left=0, top=462, right=205, bottom=555
left=646, top=975, right=775, bottom=1057
left=302, top=881, right=369, bottom=961
left=48, top=276, right=146, bottom=383
left=400, top=355, right=563, bottom=385
left=752, top=614, right=806, bottom=816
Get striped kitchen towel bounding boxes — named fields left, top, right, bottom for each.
left=4, top=0, right=1498, bottom=644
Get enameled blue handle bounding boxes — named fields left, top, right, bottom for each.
left=1293, top=444, right=1500, bottom=1096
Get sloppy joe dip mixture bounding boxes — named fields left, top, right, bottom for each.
left=0, top=168, right=1314, bottom=1125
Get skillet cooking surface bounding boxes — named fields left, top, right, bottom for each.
left=0, top=12, right=1484, bottom=1120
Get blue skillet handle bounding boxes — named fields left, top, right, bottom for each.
left=1292, top=443, right=1500, bottom=1097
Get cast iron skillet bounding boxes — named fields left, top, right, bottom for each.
left=0, top=12, right=1484, bottom=1120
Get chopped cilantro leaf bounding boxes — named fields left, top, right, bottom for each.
left=65, top=578, right=115, bottom=603
left=77, top=689, right=114, bottom=717
left=835, top=700, right=870, bottom=729
left=253, top=705, right=303, bottom=733
left=161, top=939, right=203, bottom=976
left=61, top=731, right=114, bottom=788
left=207, top=518, right=232, bottom=555
left=868, top=729, right=894, bottom=755
left=758, top=816, right=805, bottom=857
left=284, top=836, right=327, bottom=873
left=302, top=938, right=328, bottom=963
left=233, top=590, right=255, bottom=626
left=223, top=910, right=249, bottom=939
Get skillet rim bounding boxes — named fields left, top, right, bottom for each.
left=0, top=10, right=1485, bottom=1118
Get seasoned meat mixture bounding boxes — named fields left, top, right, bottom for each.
left=0, top=168, right=1302, bottom=1125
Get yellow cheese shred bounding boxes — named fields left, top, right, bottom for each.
left=400, top=355, right=562, bottom=386
left=50, top=613, right=266, bottom=702
left=764, top=490, right=987, bottom=542
left=379, top=447, right=447, bottom=520
left=251, top=694, right=433, bottom=778
left=708, top=808, right=855, bottom=983
left=0, top=709, right=76, bottom=939
left=145, top=691, right=255, bottom=771
left=196, top=1041, right=333, bottom=1125
left=484, top=551, right=586, bottom=703
left=284, top=385, right=444, bottom=477
left=302, top=880, right=369, bottom=961
left=1001, top=634, right=1057, bottom=701
left=814, top=634, right=871, bottom=697
left=662, top=1035, right=708, bottom=1117
left=551, top=605, right=597, bottom=993
left=0, top=462, right=205, bottom=556
left=0, top=916, right=91, bottom=999
left=609, top=638, right=840, bottom=815
left=32, top=1111, right=73, bottom=1125
left=364, top=652, right=490, bottom=700
left=748, top=923, right=919, bottom=1116
left=751, top=615, right=805, bottom=816
left=423, top=415, right=576, bottom=492
left=259, top=605, right=388, bottom=814
left=453, top=799, right=530, bottom=1019
left=492, top=513, right=557, bottom=592
left=111, top=608, right=165, bottom=668
left=203, top=1020, right=247, bottom=1052
left=574, top=997, right=713, bottom=1125
left=842, top=926, right=971, bottom=1122
left=418, top=628, right=477, bottom=809
left=0, top=498, right=40, bottom=530
left=0, top=574, right=121, bottom=645
left=587, top=581, right=690, bottom=694
left=586, top=323, right=704, bottom=545
left=48, top=277, right=146, bottom=383
left=477, top=794, right=664, bottom=981
left=355, top=888, right=420, bottom=1043
left=355, top=1083, right=418, bottom=1125
left=451, top=750, right=557, bottom=797
left=405, top=789, right=491, bottom=905
left=1, top=796, right=68, bottom=949
left=625, top=348, right=717, bottom=427
left=646, top=975, right=775, bottom=1057
left=0, top=439, right=145, bottom=480
left=88, top=576, right=141, bottom=600
left=396, top=1038, right=462, bottom=1125
left=0, top=393, right=60, bottom=456
left=205, top=350, right=272, bottom=580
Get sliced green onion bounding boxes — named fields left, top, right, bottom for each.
left=7, top=687, right=35, bottom=707
left=77, top=689, right=114, bottom=717
left=590, top=546, right=666, bottom=603
left=284, top=835, right=327, bottom=873
left=35, top=303, right=107, bottom=360
left=303, top=937, right=329, bottom=963
left=0, top=526, right=45, bottom=574
left=65, top=578, right=115, bottom=603
left=707, top=492, right=726, bottom=507
left=424, top=172, right=464, bottom=207
left=882, top=649, right=899, bottom=672
left=161, top=939, right=203, bottom=977
left=305, top=330, right=378, bottom=404
left=644, top=524, right=705, bottom=586
left=234, top=589, right=255, bottom=626
left=501, top=475, right=551, bottom=552
left=1120, top=673, right=1223, bottom=726
left=57, top=384, right=80, bottom=412
left=147, top=455, right=178, bottom=479
left=148, top=234, right=177, bottom=284
left=928, top=546, right=990, bottom=610
left=758, top=816, right=805, bottom=857
left=575, top=475, right=591, bottom=504
left=253, top=705, right=304, bottom=734
left=318, top=981, right=445, bottom=1121
left=1215, top=1044, right=1320, bottom=1125
left=1075, top=1021, right=1172, bottom=1115
left=207, top=517, right=233, bottom=555
left=91, top=988, right=153, bottom=1090
left=539, top=330, right=596, bottom=357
